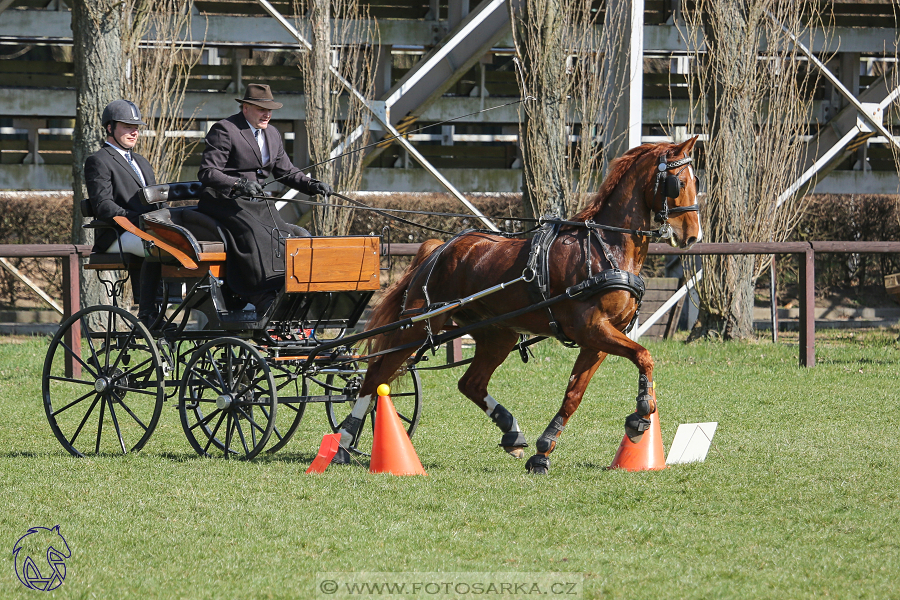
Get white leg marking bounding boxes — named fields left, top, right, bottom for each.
left=483, top=394, right=498, bottom=417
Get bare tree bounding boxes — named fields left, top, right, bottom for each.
left=681, top=0, right=826, bottom=340
left=509, top=0, right=625, bottom=219
left=122, top=0, right=202, bottom=184
left=509, top=0, right=569, bottom=218
left=295, top=0, right=378, bottom=236
left=71, top=0, right=124, bottom=309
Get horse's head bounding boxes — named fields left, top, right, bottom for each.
left=647, top=136, right=702, bottom=249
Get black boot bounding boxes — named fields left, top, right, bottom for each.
left=137, top=261, right=163, bottom=328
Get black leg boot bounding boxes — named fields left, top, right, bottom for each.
left=137, top=261, right=162, bottom=328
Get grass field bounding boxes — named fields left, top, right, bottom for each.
left=1, top=329, right=899, bottom=599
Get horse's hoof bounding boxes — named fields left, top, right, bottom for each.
left=499, top=431, right=528, bottom=458
left=525, top=454, right=550, bottom=474
left=503, top=446, right=525, bottom=459
left=624, top=412, right=650, bottom=444
left=330, top=446, right=352, bottom=465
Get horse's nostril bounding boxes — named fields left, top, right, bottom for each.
left=685, top=236, right=698, bottom=247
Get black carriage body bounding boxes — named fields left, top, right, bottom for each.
left=44, top=181, right=422, bottom=460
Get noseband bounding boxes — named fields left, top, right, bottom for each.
left=652, top=155, right=700, bottom=238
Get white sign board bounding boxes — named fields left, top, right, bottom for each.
left=665, top=422, right=717, bottom=465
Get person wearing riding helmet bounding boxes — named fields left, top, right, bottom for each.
left=84, top=99, right=165, bottom=328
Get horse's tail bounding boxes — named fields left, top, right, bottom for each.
left=365, top=238, right=444, bottom=356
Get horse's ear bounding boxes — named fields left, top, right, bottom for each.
left=674, top=135, right=699, bottom=155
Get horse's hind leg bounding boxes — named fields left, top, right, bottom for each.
left=458, top=328, right=528, bottom=458
left=331, top=334, right=428, bottom=464
left=525, top=348, right=607, bottom=474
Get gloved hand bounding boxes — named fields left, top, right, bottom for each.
left=307, top=179, right=333, bottom=197
left=230, top=177, right=264, bottom=199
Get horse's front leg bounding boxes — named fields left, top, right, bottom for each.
left=525, top=348, right=607, bottom=474
left=588, top=326, right=656, bottom=444
left=458, top=328, right=528, bottom=457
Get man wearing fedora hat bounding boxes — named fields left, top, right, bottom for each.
left=197, top=83, right=332, bottom=312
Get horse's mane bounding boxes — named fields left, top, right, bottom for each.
left=572, top=142, right=670, bottom=222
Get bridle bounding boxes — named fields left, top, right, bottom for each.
left=651, top=154, right=700, bottom=240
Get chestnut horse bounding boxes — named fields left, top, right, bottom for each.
left=335, top=137, right=701, bottom=473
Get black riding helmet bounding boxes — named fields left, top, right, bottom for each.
left=101, top=100, right=147, bottom=128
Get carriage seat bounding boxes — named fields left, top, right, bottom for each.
left=141, top=206, right=227, bottom=259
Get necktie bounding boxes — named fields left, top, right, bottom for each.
left=254, top=129, right=269, bottom=164
left=125, top=152, right=146, bottom=186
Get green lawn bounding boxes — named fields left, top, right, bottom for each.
left=2, top=329, right=899, bottom=599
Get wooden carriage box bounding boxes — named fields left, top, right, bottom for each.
left=885, top=273, right=900, bottom=303
left=285, top=236, right=380, bottom=293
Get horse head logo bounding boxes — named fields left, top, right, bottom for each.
left=12, top=525, right=71, bottom=591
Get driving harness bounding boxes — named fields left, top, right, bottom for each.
left=524, top=153, right=698, bottom=345
left=397, top=152, right=698, bottom=347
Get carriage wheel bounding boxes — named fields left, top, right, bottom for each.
left=178, top=337, right=276, bottom=460
left=42, top=305, right=164, bottom=457
left=322, top=364, right=422, bottom=457
left=263, top=366, right=307, bottom=454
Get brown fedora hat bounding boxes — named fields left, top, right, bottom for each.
left=236, top=83, right=283, bottom=110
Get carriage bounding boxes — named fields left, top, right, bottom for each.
left=42, top=137, right=702, bottom=473
left=42, top=181, right=423, bottom=460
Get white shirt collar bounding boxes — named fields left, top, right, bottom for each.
left=105, top=141, right=131, bottom=158
left=245, top=119, right=269, bottom=164
left=245, top=120, right=261, bottom=137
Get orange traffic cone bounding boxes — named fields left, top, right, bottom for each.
left=608, top=410, right=667, bottom=471
left=370, top=385, right=426, bottom=476
left=306, top=433, right=341, bottom=474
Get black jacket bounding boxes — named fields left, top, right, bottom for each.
left=84, top=144, right=158, bottom=252
left=196, top=113, right=311, bottom=297
left=198, top=112, right=313, bottom=195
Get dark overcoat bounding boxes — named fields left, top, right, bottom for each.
left=197, top=113, right=312, bottom=296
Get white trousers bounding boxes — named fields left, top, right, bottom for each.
left=104, top=232, right=145, bottom=256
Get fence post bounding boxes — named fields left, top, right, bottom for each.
left=62, top=248, right=81, bottom=378
left=799, top=245, right=815, bottom=367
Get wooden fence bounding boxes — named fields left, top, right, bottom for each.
left=1, top=241, right=899, bottom=369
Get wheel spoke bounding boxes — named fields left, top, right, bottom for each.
left=47, top=374, right=96, bottom=387
left=108, top=326, right=140, bottom=374
left=58, top=340, right=98, bottom=379
left=224, top=413, right=234, bottom=459
left=95, top=397, right=107, bottom=454
left=235, top=406, right=268, bottom=435
left=263, top=405, right=282, bottom=441
left=103, top=310, right=114, bottom=369
left=204, top=411, right=227, bottom=454
left=81, top=314, right=101, bottom=372
left=106, top=397, right=128, bottom=454
left=51, top=389, right=97, bottom=417
left=235, top=418, right=250, bottom=456
left=187, top=370, right=225, bottom=396
left=68, top=394, right=101, bottom=447
left=113, top=393, right=149, bottom=432
left=189, top=408, right=221, bottom=431
left=109, top=355, right=155, bottom=385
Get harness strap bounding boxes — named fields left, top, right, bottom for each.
left=525, top=220, right=572, bottom=345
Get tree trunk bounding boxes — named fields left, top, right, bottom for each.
left=691, top=2, right=757, bottom=340
left=71, top=0, right=124, bottom=309
left=306, top=0, right=336, bottom=235
left=511, top=0, right=569, bottom=218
